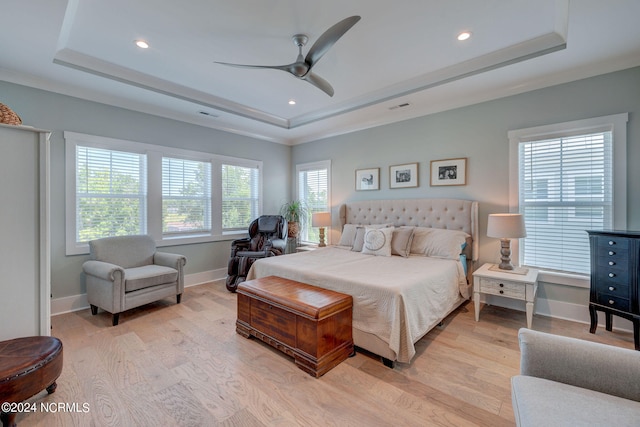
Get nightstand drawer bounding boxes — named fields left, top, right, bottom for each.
left=479, top=277, right=525, bottom=299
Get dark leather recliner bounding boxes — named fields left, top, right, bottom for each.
left=226, top=215, right=288, bottom=292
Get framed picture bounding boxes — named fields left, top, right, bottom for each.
left=430, top=157, right=467, bottom=186
left=355, top=168, right=380, bottom=191
left=389, top=163, right=418, bottom=188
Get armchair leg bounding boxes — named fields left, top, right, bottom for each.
left=112, top=313, right=120, bottom=326
left=177, top=293, right=182, bottom=304
left=90, top=304, right=98, bottom=315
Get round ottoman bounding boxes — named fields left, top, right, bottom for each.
left=0, top=336, right=63, bottom=427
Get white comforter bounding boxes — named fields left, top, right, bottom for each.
left=246, top=246, right=467, bottom=363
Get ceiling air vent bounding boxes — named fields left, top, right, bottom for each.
left=198, top=111, right=218, bottom=118
left=388, top=102, right=410, bottom=110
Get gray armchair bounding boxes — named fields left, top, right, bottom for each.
left=82, top=235, right=186, bottom=326
left=511, top=328, right=640, bottom=427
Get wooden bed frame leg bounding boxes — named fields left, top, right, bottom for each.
left=382, top=357, right=395, bottom=369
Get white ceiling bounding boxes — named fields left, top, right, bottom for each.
left=1, top=0, right=639, bottom=145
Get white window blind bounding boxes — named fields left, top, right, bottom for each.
left=76, top=145, right=147, bottom=242
left=162, top=157, right=212, bottom=235
left=222, top=163, right=260, bottom=231
left=297, top=161, right=330, bottom=243
left=519, top=131, right=612, bottom=274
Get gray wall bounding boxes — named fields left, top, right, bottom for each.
left=1, top=65, right=638, bottom=308
left=292, top=66, right=640, bottom=309
left=0, top=82, right=290, bottom=299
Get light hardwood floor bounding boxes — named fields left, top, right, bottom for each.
left=16, top=280, right=635, bottom=426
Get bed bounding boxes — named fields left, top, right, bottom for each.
left=246, top=198, right=478, bottom=366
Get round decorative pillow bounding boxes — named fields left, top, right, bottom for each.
left=364, top=229, right=386, bottom=251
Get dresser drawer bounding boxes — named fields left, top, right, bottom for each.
left=595, top=293, right=631, bottom=312
left=593, top=280, right=630, bottom=298
left=479, top=277, right=525, bottom=299
left=597, top=256, right=629, bottom=271
left=596, top=236, right=630, bottom=251
left=595, top=268, right=630, bottom=285
left=250, top=299, right=297, bottom=347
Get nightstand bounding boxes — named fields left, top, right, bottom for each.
left=473, top=263, right=539, bottom=328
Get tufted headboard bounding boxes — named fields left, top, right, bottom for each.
left=339, top=198, right=479, bottom=261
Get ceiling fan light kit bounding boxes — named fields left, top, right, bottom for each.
left=215, top=16, right=361, bottom=97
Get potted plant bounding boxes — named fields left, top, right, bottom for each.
left=280, top=200, right=308, bottom=239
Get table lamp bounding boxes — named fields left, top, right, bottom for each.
left=487, top=213, right=526, bottom=271
left=311, top=212, right=331, bottom=247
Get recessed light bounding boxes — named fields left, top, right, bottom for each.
left=288, top=99, right=296, bottom=105
left=135, top=40, right=149, bottom=49
left=457, top=32, right=471, bottom=41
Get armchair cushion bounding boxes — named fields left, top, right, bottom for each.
left=124, top=265, right=179, bottom=293
left=512, top=375, right=640, bottom=427
left=511, top=328, right=640, bottom=427
left=89, top=234, right=156, bottom=268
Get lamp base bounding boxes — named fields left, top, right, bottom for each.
left=499, top=238, right=514, bottom=270
left=318, top=227, right=326, bottom=247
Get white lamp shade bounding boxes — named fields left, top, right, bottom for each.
left=487, top=213, right=526, bottom=238
left=311, top=212, right=331, bottom=227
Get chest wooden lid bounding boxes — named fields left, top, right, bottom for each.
left=237, top=276, right=352, bottom=320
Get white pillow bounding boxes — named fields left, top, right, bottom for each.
left=422, top=228, right=470, bottom=260
left=351, top=226, right=366, bottom=252
left=339, top=223, right=392, bottom=250
left=338, top=224, right=359, bottom=246
left=361, top=226, right=394, bottom=257
left=391, top=226, right=415, bottom=257
left=410, top=227, right=434, bottom=254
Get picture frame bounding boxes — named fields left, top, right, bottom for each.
left=355, top=167, right=380, bottom=191
left=389, top=163, right=418, bottom=188
left=430, top=157, right=467, bottom=186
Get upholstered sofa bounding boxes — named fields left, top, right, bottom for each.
left=511, top=328, right=640, bottom=427
left=82, top=235, right=186, bottom=326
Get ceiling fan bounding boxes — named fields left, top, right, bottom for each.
left=215, top=16, right=361, bottom=97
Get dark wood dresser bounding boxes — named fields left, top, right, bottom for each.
left=587, top=230, right=640, bottom=350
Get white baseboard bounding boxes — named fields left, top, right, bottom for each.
left=53, top=271, right=635, bottom=335
left=51, top=268, right=227, bottom=316
left=481, top=294, right=633, bottom=333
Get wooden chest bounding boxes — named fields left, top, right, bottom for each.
left=236, top=276, right=353, bottom=377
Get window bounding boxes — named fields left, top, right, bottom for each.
left=76, top=145, right=147, bottom=242
left=296, top=160, right=331, bottom=244
left=509, top=114, right=627, bottom=277
left=221, top=161, right=260, bottom=232
left=162, top=157, right=211, bottom=236
left=65, top=132, right=262, bottom=254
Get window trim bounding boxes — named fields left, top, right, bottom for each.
left=295, top=160, right=332, bottom=245
left=65, top=131, right=262, bottom=255
left=508, top=113, right=628, bottom=286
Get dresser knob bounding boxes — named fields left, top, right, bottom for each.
left=609, top=286, right=616, bottom=291
left=608, top=251, right=615, bottom=256
left=609, top=261, right=616, bottom=266
left=609, top=273, right=616, bottom=278
left=609, top=300, right=615, bottom=305
left=608, top=240, right=615, bottom=246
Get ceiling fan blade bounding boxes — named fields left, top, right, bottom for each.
left=214, top=61, right=296, bottom=74
left=305, top=15, right=361, bottom=68
left=303, top=72, right=334, bottom=97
